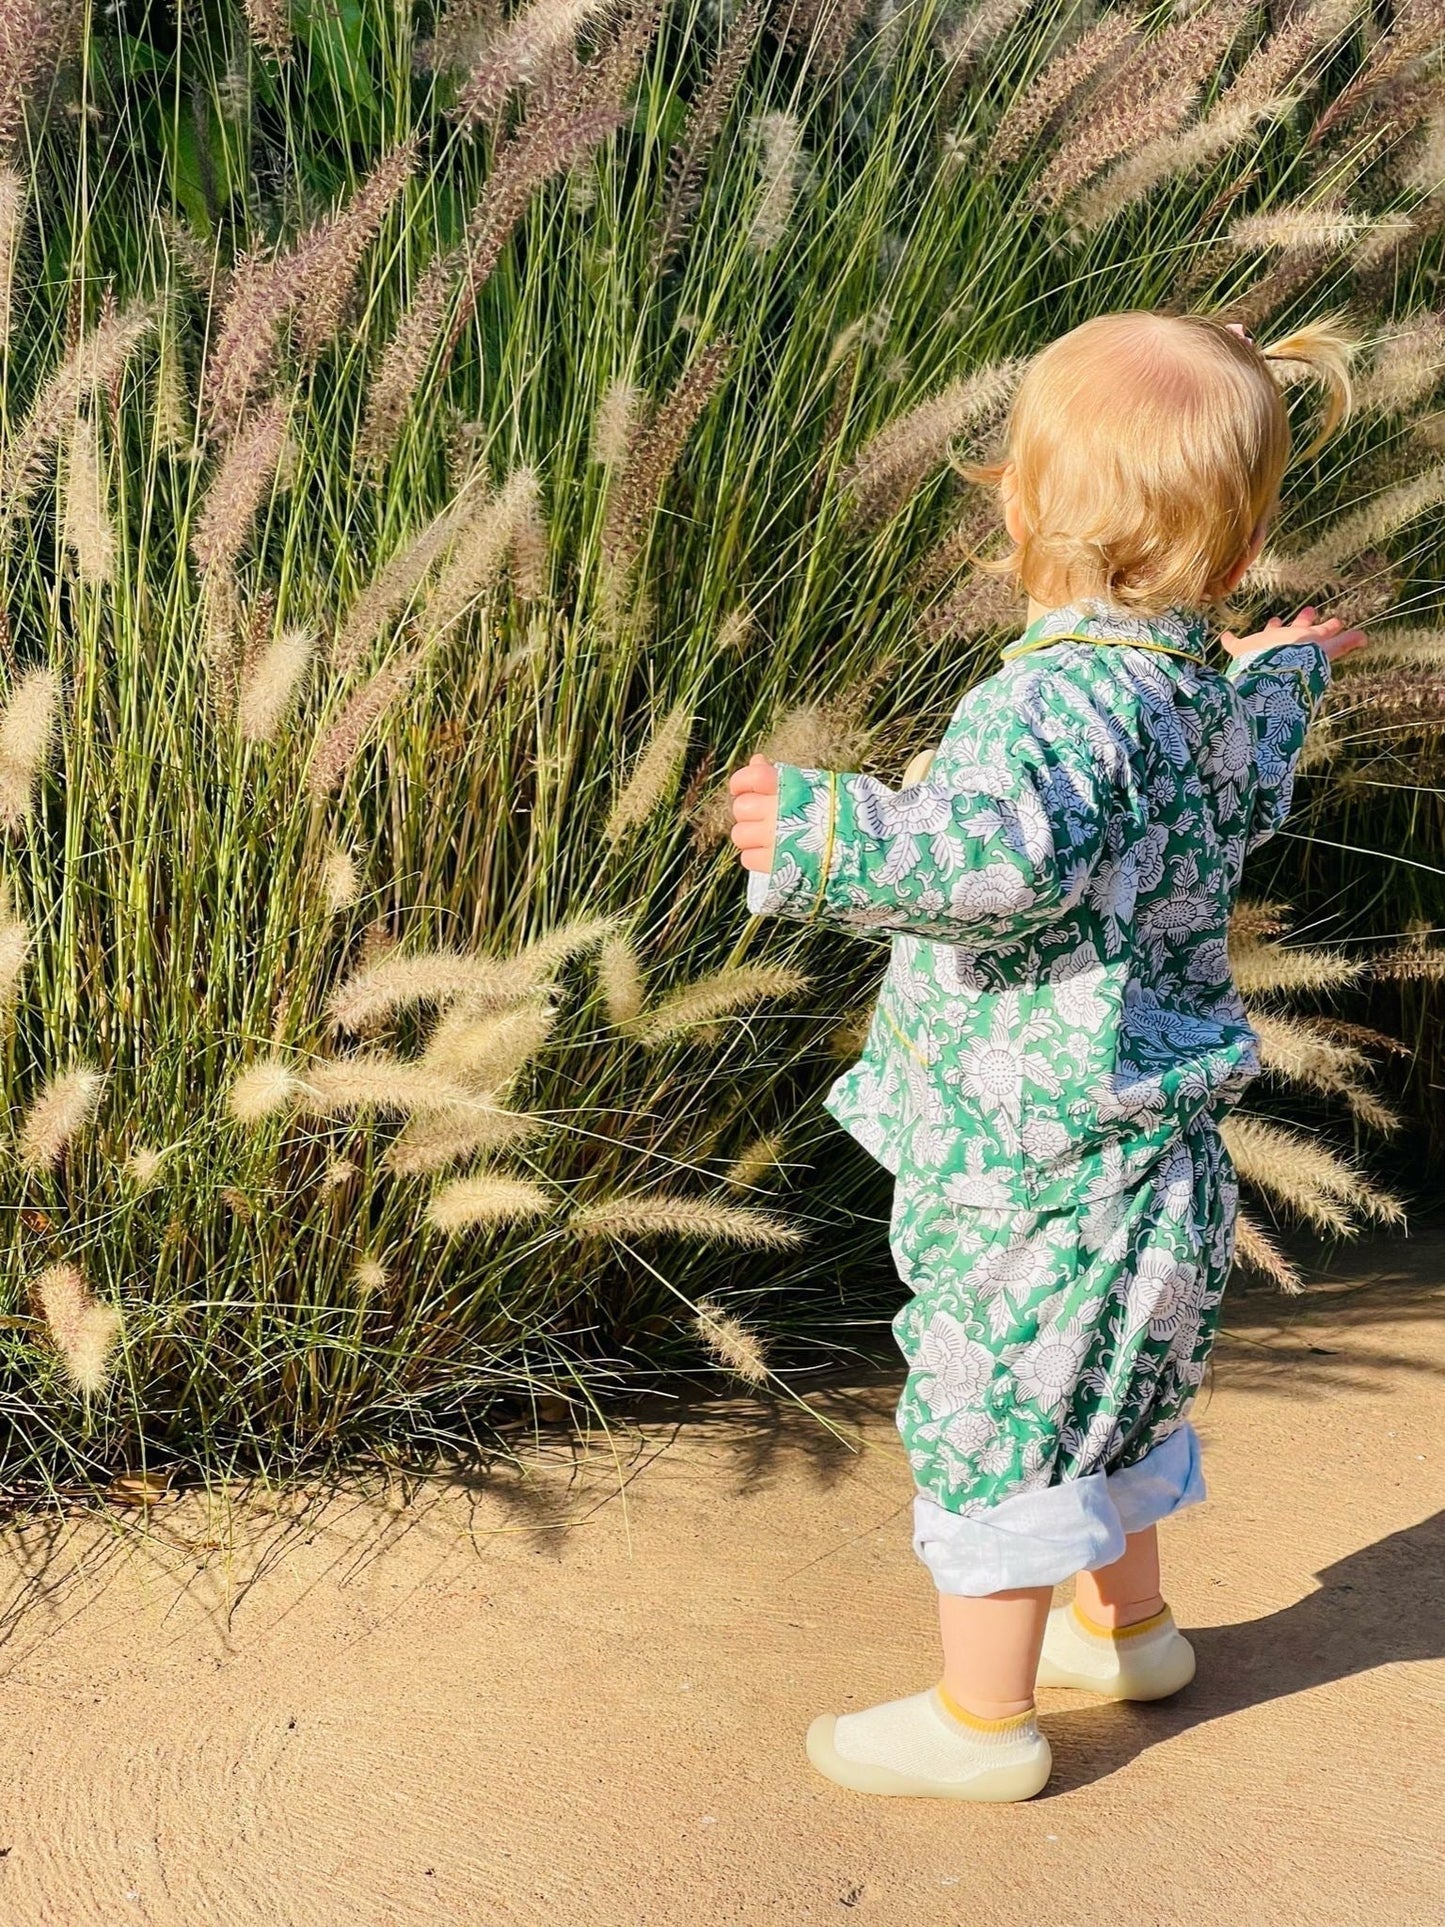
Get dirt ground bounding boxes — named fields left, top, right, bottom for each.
left=0, top=1237, right=1441, bottom=1927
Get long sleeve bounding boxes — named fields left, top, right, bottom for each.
left=1225, top=640, right=1331, bottom=851
left=747, top=671, right=1121, bottom=946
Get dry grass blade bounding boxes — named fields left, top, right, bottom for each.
left=693, top=1295, right=770, bottom=1384
left=571, top=1193, right=805, bottom=1248
left=631, top=964, right=809, bottom=1046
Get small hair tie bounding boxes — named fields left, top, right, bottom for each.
left=1226, top=321, right=1255, bottom=345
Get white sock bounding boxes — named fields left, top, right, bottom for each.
left=806, top=1686, right=1052, bottom=1802
left=1036, top=1601, right=1195, bottom=1700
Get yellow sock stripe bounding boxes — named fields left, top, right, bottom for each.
left=1070, top=1602, right=1172, bottom=1641
left=936, top=1684, right=1036, bottom=1732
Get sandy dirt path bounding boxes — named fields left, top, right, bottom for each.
left=0, top=1239, right=1441, bottom=1927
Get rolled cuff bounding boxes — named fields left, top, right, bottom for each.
left=912, top=1423, right=1206, bottom=1596
left=742, top=764, right=836, bottom=921
left=913, top=1474, right=1126, bottom=1596
left=1105, top=1421, right=1206, bottom=1537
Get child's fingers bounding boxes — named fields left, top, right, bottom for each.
left=727, top=755, right=779, bottom=796
left=730, top=793, right=775, bottom=823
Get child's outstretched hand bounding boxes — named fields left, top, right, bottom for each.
left=729, top=753, right=779, bottom=873
left=1220, top=605, right=1369, bottom=665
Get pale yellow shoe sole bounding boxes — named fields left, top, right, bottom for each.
left=1035, top=1637, right=1196, bottom=1701
left=805, top=1714, right=1053, bottom=1802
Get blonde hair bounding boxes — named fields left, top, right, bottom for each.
left=970, top=311, right=1355, bottom=615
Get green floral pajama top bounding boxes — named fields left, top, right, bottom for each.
left=747, top=603, right=1330, bottom=1519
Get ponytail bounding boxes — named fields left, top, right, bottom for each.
left=1258, top=314, right=1358, bottom=454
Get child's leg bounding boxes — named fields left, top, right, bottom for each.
left=938, top=1585, right=1052, bottom=1718
left=1073, top=1526, right=1165, bottom=1629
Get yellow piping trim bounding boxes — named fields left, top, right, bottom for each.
left=1001, top=632, right=1208, bottom=667
left=811, top=769, right=839, bottom=916
left=879, top=1005, right=929, bottom=1069
left=936, top=1684, right=1036, bottom=1732
left=1070, top=1602, right=1172, bottom=1641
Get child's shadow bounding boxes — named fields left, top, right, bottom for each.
left=1040, top=1508, right=1445, bottom=1794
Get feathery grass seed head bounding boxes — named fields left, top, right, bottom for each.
left=693, top=1295, right=769, bottom=1383
left=35, top=1262, right=122, bottom=1394
left=238, top=625, right=314, bottom=742
left=19, top=1066, right=103, bottom=1170
left=229, top=1058, right=299, bottom=1122
left=427, top=1174, right=555, bottom=1232
left=571, top=1193, right=805, bottom=1248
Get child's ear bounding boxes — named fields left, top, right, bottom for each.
left=1214, top=515, right=1269, bottom=597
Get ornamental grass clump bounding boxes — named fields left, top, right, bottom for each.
left=0, top=0, right=1440, bottom=1488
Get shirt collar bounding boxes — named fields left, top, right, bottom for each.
left=1002, top=602, right=1212, bottom=666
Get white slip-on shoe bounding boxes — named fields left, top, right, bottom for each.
left=806, top=1686, right=1052, bottom=1802
left=1035, top=1601, right=1196, bottom=1701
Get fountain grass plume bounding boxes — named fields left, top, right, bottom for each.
left=61, top=414, right=115, bottom=584
left=322, top=846, right=360, bottom=911
left=1233, top=1210, right=1303, bottom=1291
left=605, top=700, right=693, bottom=840
left=357, top=247, right=464, bottom=467
left=35, top=1262, right=122, bottom=1395
left=571, top=1192, right=805, bottom=1248
left=0, top=165, right=23, bottom=354
left=653, top=0, right=766, bottom=270
left=631, top=963, right=809, bottom=1047
left=842, top=359, right=1022, bottom=527
left=0, top=301, right=153, bottom=537
left=598, top=934, right=645, bottom=1026
left=241, top=0, right=291, bottom=61
left=18, top=1066, right=103, bottom=1170
left=1069, top=0, right=1363, bottom=231
left=693, top=1295, right=769, bottom=1384
left=986, top=12, right=1141, bottom=169
left=452, top=0, right=613, bottom=131
left=238, top=625, right=315, bottom=742
left=191, top=395, right=290, bottom=576
left=329, top=917, right=615, bottom=1031
left=289, top=140, right=418, bottom=363
left=0, top=664, right=57, bottom=828
left=1030, top=1, right=1251, bottom=209
left=385, top=1104, right=544, bottom=1174
left=1222, top=1114, right=1404, bottom=1233
left=229, top=1057, right=299, bottom=1121
left=422, top=998, right=557, bottom=1091
left=747, top=112, right=804, bottom=254
left=591, top=376, right=642, bottom=469
left=427, top=1173, right=556, bottom=1231
left=601, top=339, right=732, bottom=588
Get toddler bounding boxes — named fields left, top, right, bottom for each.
left=729, top=311, right=1367, bottom=1802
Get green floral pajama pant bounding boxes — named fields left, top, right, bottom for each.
left=890, top=1121, right=1238, bottom=1594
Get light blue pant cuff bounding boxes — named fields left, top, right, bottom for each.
left=913, top=1473, right=1127, bottom=1596
left=1103, top=1421, right=1206, bottom=1539
left=913, top=1424, right=1206, bottom=1596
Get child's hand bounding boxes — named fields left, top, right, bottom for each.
left=1220, top=605, right=1368, bottom=665
left=728, top=754, right=779, bottom=873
